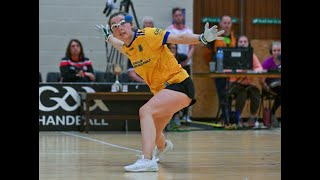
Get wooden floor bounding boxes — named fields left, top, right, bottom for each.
left=39, top=129, right=281, bottom=180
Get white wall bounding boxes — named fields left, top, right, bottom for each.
left=39, top=0, right=193, bottom=81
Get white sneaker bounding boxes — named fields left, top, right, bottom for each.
left=153, top=140, right=173, bottom=162
left=152, top=147, right=160, bottom=162
left=124, top=155, right=158, bottom=172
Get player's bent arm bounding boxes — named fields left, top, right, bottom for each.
left=107, top=36, right=125, bottom=54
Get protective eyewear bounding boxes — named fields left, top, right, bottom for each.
left=110, top=20, right=127, bottom=31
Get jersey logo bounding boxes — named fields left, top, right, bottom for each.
left=138, top=45, right=143, bottom=52
left=154, top=28, right=163, bottom=35
left=132, top=59, right=151, bottom=68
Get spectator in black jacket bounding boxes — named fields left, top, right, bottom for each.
left=59, top=39, right=95, bottom=82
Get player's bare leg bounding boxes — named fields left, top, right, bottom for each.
left=124, top=89, right=192, bottom=171
left=140, top=89, right=191, bottom=159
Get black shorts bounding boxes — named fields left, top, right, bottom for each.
left=165, top=77, right=196, bottom=107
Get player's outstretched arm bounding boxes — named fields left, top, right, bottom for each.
left=167, top=22, right=224, bottom=45
left=94, top=24, right=125, bottom=54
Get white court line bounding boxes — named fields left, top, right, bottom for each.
left=61, top=132, right=141, bottom=153
left=59, top=132, right=279, bottom=155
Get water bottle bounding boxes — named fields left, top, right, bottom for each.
left=216, top=48, right=224, bottom=72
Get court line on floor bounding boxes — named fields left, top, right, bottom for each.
left=58, top=132, right=279, bottom=155
left=61, top=132, right=141, bottom=153
left=39, top=150, right=280, bottom=155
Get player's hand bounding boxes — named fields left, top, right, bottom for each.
left=199, top=22, right=224, bottom=44
left=94, top=24, right=112, bottom=42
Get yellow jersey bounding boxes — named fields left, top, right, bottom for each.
left=122, top=28, right=189, bottom=94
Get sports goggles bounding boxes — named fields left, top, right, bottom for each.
left=110, top=20, right=127, bottom=31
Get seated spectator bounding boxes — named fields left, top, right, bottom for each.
left=260, top=41, right=281, bottom=127
left=227, top=35, right=263, bottom=128
left=59, top=39, right=95, bottom=82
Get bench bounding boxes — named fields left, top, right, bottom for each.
left=78, top=92, right=153, bottom=133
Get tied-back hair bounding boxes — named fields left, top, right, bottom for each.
left=108, top=11, right=136, bottom=31
left=65, top=39, right=85, bottom=61
left=108, top=11, right=128, bottom=27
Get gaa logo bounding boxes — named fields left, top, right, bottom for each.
left=39, top=86, right=109, bottom=112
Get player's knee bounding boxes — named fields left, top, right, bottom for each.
left=139, top=104, right=153, bottom=118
